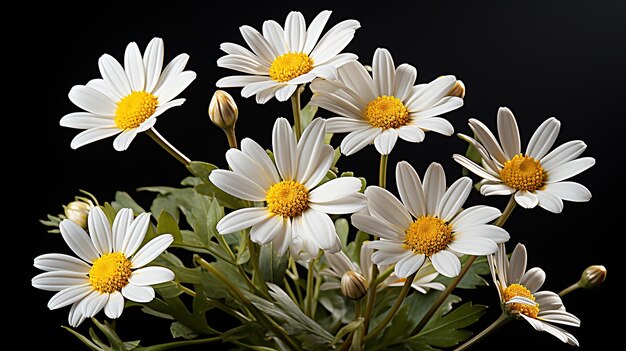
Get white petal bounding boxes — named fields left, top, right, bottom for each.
left=68, top=85, right=117, bottom=116
left=153, top=71, right=196, bottom=104
left=396, top=161, right=427, bottom=218
left=285, top=11, right=306, bottom=52
left=272, top=118, right=297, bottom=180
left=154, top=53, right=191, bottom=93
left=216, top=207, right=270, bottom=234
left=521, top=314, right=545, bottom=331
left=87, top=207, right=112, bottom=255
left=209, top=170, right=267, bottom=201
left=365, top=186, right=412, bottom=229
left=309, top=19, right=360, bottom=65
left=535, top=291, right=564, bottom=311
left=480, top=183, right=515, bottom=196
left=526, top=117, right=561, bottom=160
left=33, top=271, right=89, bottom=292
left=450, top=206, right=502, bottom=229
left=275, top=84, right=298, bottom=102
left=98, top=54, right=131, bottom=97
left=310, top=177, right=362, bottom=203
left=216, top=75, right=270, bottom=88
left=301, top=145, right=335, bottom=193
left=34, top=253, right=91, bottom=273
left=59, top=219, right=99, bottom=263
left=112, top=129, right=137, bottom=152
left=241, top=80, right=281, bottom=98
left=122, top=283, right=155, bottom=303
left=423, top=162, right=446, bottom=215
left=436, top=177, right=472, bottom=221
left=131, top=234, right=174, bottom=268
left=341, top=127, right=381, bottom=156
left=406, top=76, right=456, bottom=112
left=393, top=63, right=417, bottom=101
left=410, top=97, right=463, bottom=119
left=431, top=250, right=461, bottom=278
left=542, top=182, right=591, bottom=202
left=514, top=190, right=539, bottom=208
left=373, top=48, right=395, bottom=96
left=104, top=291, right=124, bottom=319
left=351, top=213, right=404, bottom=240
left=240, top=25, right=277, bottom=64
left=68, top=302, right=87, bottom=327
left=272, top=217, right=292, bottom=256
left=250, top=215, right=284, bottom=244
left=454, top=225, right=510, bottom=243
left=263, top=20, right=287, bottom=54
left=395, top=253, right=425, bottom=278
left=129, top=266, right=175, bottom=286
left=453, top=155, right=501, bottom=183
left=143, top=38, right=164, bottom=93
left=373, top=250, right=411, bottom=266
left=411, top=117, right=454, bottom=136
left=374, top=129, right=399, bottom=155
left=335, top=61, right=376, bottom=102
left=302, top=210, right=341, bottom=253
left=296, top=118, right=327, bottom=182
left=496, top=107, right=521, bottom=159
left=325, top=117, right=370, bottom=133
left=311, top=93, right=363, bottom=119
left=303, top=10, right=332, bottom=53
left=467, top=118, right=507, bottom=164
left=81, top=292, right=108, bottom=317
left=540, top=140, right=587, bottom=171
left=113, top=209, right=134, bottom=254
left=256, top=85, right=281, bottom=104
left=538, top=310, right=580, bottom=327
left=217, top=54, right=269, bottom=75
left=86, top=78, right=120, bottom=101
left=60, top=112, right=115, bottom=129
left=121, top=212, right=151, bottom=258
left=226, top=148, right=275, bottom=190
left=124, top=42, right=146, bottom=91
left=241, top=138, right=281, bottom=183
left=70, top=127, right=121, bottom=149
left=546, top=157, right=595, bottom=183
left=448, top=238, right=497, bottom=255
left=397, top=126, right=425, bottom=143
left=520, top=267, right=546, bottom=293
left=507, top=243, right=527, bottom=284
left=535, top=190, right=564, bottom=213
left=541, top=322, right=579, bottom=345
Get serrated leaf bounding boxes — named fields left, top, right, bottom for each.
left=157, top=211, right=182, bottom=244
left=414, top=302, right=487, bottom=347
left=170, top=322, right=197, bottom=339
left=259, top=243, right=290, bottom=284
left=111, top=192, right=145, bottom=213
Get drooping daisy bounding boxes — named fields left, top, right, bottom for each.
left=310, top=48, right=463, bottom=155
left=209, top=118, right=367, bottom=261
left=216, top=11, right=360, bottom=104
left=453, top=107, right=595, bottom=213
left=32, top=207, right=174, bottom=327
left=489, top=243, right=580, bottom=346
left=60, top=37, right=196, bottom=151
left=352, top=161, right=509, bottom=278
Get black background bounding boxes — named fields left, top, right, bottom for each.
left=26, top=1, right=622, bottom=349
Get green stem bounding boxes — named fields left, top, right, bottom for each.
left=291, top=87, right=303, bottom=140
left=305, top=258, right=316, bottom=317
left=142, top=336, right=226, bottom=350
left=338, top=302, right=361, bottom=351
left=372, top=265, right=395, bottom=287
left=453, top=313, right=509, bottom=351
left=363, top=272, right=417, bottom=342
left=378, top=154, right=388, bottom=189
left=311, top=260, right=324, bottom=318
left=178, top=283, right=250, bottom=322
left=224, top=128, right=238, bottom=148
left=146, top=128, right=190, bottom=166
left=559, top=283, right=581, bottom=297
left=170, top=243, right=235, bottom=264
left=411, top=195, right=517, bottom=336
left=283, top=277, right=299, bottom=304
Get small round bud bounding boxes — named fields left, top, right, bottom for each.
left=448, top=80, right=465, bottom=98
left=64, top=200, right=93, bottom=229
left=579, top=265, right=607, bottom=289
left=341, top=271, right=369, bottom=300
left=209, top=90, right=238, bottom=130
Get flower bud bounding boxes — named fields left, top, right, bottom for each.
left=341, top=271, right=369, bottom=300
left=579, top=265, right=607, bottom=289
left=448, top=80, right=465, bottom=98
left=64, top=200, right=93, bottom=229
left=209, top=90, right=238, bottom=130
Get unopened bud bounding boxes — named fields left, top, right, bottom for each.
left=579, top=265, right=607, bottom=289
left=64, top=200, right=93, bottom=229
left=341, top=271, right=369, bottom=300
left=448, top=80, right=465, bottom=98
left=209, top=90, right=238, bottom=130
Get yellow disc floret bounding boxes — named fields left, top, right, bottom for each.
left=269, top=52, right=314, bottom=82
left=404, top=216, right=453, bottom=256
left=266, top=180, right=309, bottom=218
left=503, top=283, right=540, bottom=318
left=114, top=91, right=158, bottom=130
left=89, top=252, right=132, bottom=293
left=364, top=96, right=410, bottom=129
left=499, top=154, right=545, bottom=191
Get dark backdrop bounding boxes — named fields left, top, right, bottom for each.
left=26, top=1, right=622, bottom=349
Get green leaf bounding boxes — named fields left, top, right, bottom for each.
left=111, top=191, right=145, bottom=213
left=186, top=161, right=215, bottom=180
left=157, top=211, right=182, bottom=244
left=102, top=203, right=117, bottom=225
left=332, top=147, right=341, bottom=168
left=414, top=302, right=487, bottom=347
left=334, top=318, right=364, bottom=344
left=154, top=281, right=183, bottom=298
left=170, top=322, right=197, bottom=339
left=259, top=244, right=290, bottom=284
left=300, top=103, right=318, bottom=129
left=460, top=133, right=482, bottom=177
left=63, top=327, right=103, bottom=351
left=186, top=161, right=246, bottom=209
left=91, top=318, right=127, bottom=350
left=345, top=231, right=369, bottom=265
left=334, top=218, right=350, bottom=248
left=436, top=256, right=490, bottom=289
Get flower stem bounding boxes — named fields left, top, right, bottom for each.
left=178, top=283, right=250, bottom=322
left=291, top=87, right=303, bottom=140
left=411, top=195, right=517, bottom=336
left=363, top=272, right=417, bottom=342
left=224, top=128, right=238, bottom=149
left=305, top=257, right=317, bottom=317
left=378, top=154, right=389, bottom=189
left=146, top=128, right=191, bottom=166
left=372, top=265, right=395, bottom=287
left=453, top=313, right=509, bottom=351
left=559, top=283, right=581, bottom=297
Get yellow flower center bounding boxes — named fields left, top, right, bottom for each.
left=269, top=52, right=314, bottom=82
left=503, top=283, right=540, bottom=318
left=266, top=180, right=309, bottom=218
left=89, top=252, right=132, bottom=293
left=114, top=91, right=158, bottom=130
left=499, top=154, right=546, bottom=191
left=364, top=96, right=410, bottom=129
left=404, top=216, right=453, bottom=256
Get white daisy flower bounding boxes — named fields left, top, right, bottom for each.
left=209, top=118, right=367, bottom=261
left=352, top=161, right=509, bottom=278
left=60, top=37, right=196, bottom=151
left=453, top=107, right=595, bottom=213
left=32, top=207, right=174, bottom=327
left=310, top=48, right=463, bottom=156
left=489, top=243, right=580, bottom=346
left=216, top=10, right=360, bottom=104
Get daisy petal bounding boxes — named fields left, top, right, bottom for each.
left=272, top=217, right=292, bottom=256
left=309, top=177, right=362, bottom=203
left=87, top=78, right=120, bottom=101
left=540, top=140, right=587, bottom=171
left=453, top=155, right=501, bottom=183
left=341, top=127, right=381, bottom=156
left=112, top=209, right=134, bottom=255
left=143, top=38, right=164, bottom=93
left=423, top=162, right=446, bottom=214
left=543, top=182, right=591, bottom=202
left=436, top=177, right=472, bottom=221
left=129, top=266, right=175, bottom=286
left=480, top=183, right=515, bottom=196
left=508, top=243, right=527, bottom=284
left=241, top=138, right=281, bottom=183
left=454, top=225, right=509, bottom=243
left=521, top=314, right=545, bottom=331
left=70, top=128, right=121, bottom=149
left=326, top=117, right=370, bottom=133
left=240, top=25, right=277, bottom=64
left=450, top=205, right=502, bottom=229
left=406, top=76, right=456, bottom=112
left=122, top=283, right=155, bottom=303
left=373, top=48, right=395, bottom=96
left=217, top=75, right=270, bottom=88
left=542, top=323, right=579, bottom=345
left=310, top=19, right=360, bottom=65
left=296, top=118, right=326, bottom=182
left=336, top=61, right=376, bottom=102
left=515, top=190, right=539, bottom=208
left=396, top=161, right=427, bottom=218
left=275, top=84, right=298, bottom=101
left=60, top=113, right=115, bottom=129
left=520, top=267, right=546, bottom=293
left=47, top=284, right=92, bottom=310
left=395, top=253, right=425, bottom=278
left=431, top=250, right=461, bottom=278
left=68, top=302, right=86, bottom=327
left=546, top=157, right=595, bottom=183
left=59, top=219, right=99, bottom=263
left=98, top=54, right=131, bottom=98
left=412, top=117, right=454, bottom=136
left=302, top=209, right=341, bottom=253
left=497, top=107, right=521, bottom=158
left=153, top=71, right=196, bottom=104
left=227, top=149, right=275, bottom=190
left=113, top=129, right=139, bottom=151
left=374, top=129, right=399, bottom=155
left=87, top=207, right=112, bottom=255
left=410, top=97, right=463, bottom=119
left=33, top=271, right=89, bottom=292
left=394, top=64, right=417, bottom=101
left=124, top=42, right=146, bottom=91
left=155, top=53, right=191, bottom=92
left=365, top=186, right=412, bottom=229
left=535, top=291, right=564, bottom=311
left=397, top=126, right=425, bottom=143
left=34, top=253, right=91, bottom=273
left=303, top=10, right=332, bottom=54
left=535, top=190, right=564, bottom=213
left=250, top=215, right=284, bottom=245
left=104, top=291, right=124, bottom=319
left=468, top=118, right=507, bottom=164
left=351, top=213, right=404, bottom=240
left=285, top=11, right=306, bottom=52
left=448, top=237, right=497, bottom=256
left=373, top=250, right=411, bottom=266
left=263, top=20, right=287, bottom=55
left=209, top=170, right=267, bottom=201
left=272, top=118, right=297, bottom=180
left=216, top=207, right=269, bottom=234
left=82, top=292, right=108, bottom=317
left=131, top=234, right=173, bottom=269
left=538, top=310, right=581, bottom=327
left=122, top=212, right=151, bottom=258
left=68, top=85, right=117, bottom=116
left=526, top=117, right=561, bottom=160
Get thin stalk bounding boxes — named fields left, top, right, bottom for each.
left=146, top=128, right=190, bottom=166
left=453, top=313, right=509, bottom=351
left=337, top=302, right=361, bottom=351
left=224, top=128, right=238, bottom=149
left=291, top=87, right=303, bottom=140
left=213, top=231, right=260, bottom=296
left=171, top=243, right=234, bottom=264
left=143, top=336, right=226, bottom=350
left=311, top=259, right=324, bottom=318
left=305, top=258, right=316, bottom=317
left=372, top=265, right=395, bottom=287
left=378, top=154, right=389, bottom=189
left=363, top=272, right=417, bottom=342
left=494, top=195, right=517, bottom=226
left=178, top=283, right=250, bottom=322
left=559, top=283, right=581, bottom=297
left=283, top=277, right=299, bottom=304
